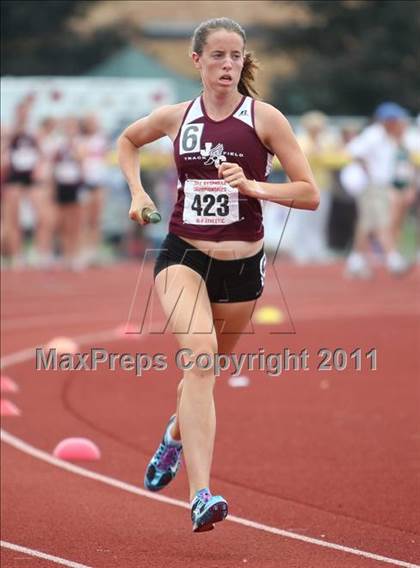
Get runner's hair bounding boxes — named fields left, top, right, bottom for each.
left=191, top=18, right=259, bottom=98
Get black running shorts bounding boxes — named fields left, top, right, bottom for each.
left=6, top=170, right=33, bottom=186
left=154, top=232, right=266, bottom=303
left=56, top=183, right=80, bottom=205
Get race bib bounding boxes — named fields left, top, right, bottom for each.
left=183, top=179, right=239, bottom=225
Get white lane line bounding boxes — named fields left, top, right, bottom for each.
left=1, top=428, right=188, bottom=509
left=1, top=540, right=92, bottom=568
left=2, top=430, right=418, bottom=568
left=1, top=311, right=122, bottom=331
left=0, top=347, right=37, bottom=370
left=0, top=326, right=132, bottom=369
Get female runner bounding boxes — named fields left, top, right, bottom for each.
left=118, top=17, right=319, bottom=533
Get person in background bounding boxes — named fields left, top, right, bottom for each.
left=35, top=116, right=62, bottom=266
left=2, top=99, right=54, bottom=269
left=326, top=121, right=362, bottom=254
left=0, top=124, right=12, bottom=262
left=290, top=111, right=336, bottom=263
left=79, top=114, right=108, bottom=266
left=345, top=102, right=412, bottom=277
left=1, top=124, right=11, bottom=185
left=52, top=117, right=84, bottom=270
left=389, top=113, right=418, bottom=262
left=37, top=117, right=61, bottom=189
left=406, top=114, right=420, bottom=263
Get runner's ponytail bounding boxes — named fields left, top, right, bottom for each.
left=238, top=52, right=259, bottom=98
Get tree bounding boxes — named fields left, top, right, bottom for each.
left=1, top=0, right=126, bottom=75
left=267, top=0, right=420, bottom=115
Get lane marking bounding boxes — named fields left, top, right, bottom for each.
left=2, top=311, right=123, bottom=331
left=2, top=430, right=418, bottom=568
left=0, top=347, right=36, bottom=370
left=0, top=327, right=133, bottom=369
left=1, top=540, right=92, bottom=568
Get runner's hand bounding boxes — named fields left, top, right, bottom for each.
left=218, top=162, right=257, bottom=196
left=129, top=193, right=158, bottom=225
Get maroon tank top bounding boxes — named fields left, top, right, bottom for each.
left=169, top=96, right=273, bottom=242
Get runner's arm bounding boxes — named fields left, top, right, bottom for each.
left=251, top=102, right=320, bottom=210
left=117, top=106, right=174, bottom=224
left=117, top=106, right=173, bottom=198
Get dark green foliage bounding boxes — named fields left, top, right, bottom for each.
left=268, top=0, right=420, bottom=114
left=1, top=0, right=126, bottom=75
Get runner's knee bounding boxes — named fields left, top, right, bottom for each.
left=181, top=337, right=218, bottom=381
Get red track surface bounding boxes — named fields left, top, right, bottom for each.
left=1, top=260, right=420, bottom=567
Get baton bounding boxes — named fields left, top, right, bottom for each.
left=141, top=207, right=162, bottom=224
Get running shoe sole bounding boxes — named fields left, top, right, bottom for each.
left=192, top=499, right=229, bottom=533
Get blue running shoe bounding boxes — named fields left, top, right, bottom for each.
left=191, top=488, right=228, bottom=532
left=144, top=415, right=182, bottom=492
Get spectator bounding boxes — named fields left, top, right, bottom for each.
left=287, top=111, right=337, bottom=263
left=2, top=100, right=54, bottom=269
left=327, top=121, right=361, bottom=252
left=79, top=114, right=108, bottom=266
left=345, top=102, right=412, bottom=277
left=52, top=117, right=84, bottom=270
left=405, top=114, right=420, bottom=262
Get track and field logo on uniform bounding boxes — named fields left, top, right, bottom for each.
left=179, top=123, right=243, bottom=167
left=200, top=142, right=227, bottom=167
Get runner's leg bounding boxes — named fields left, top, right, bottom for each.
left=155, top=264, right=217, bottom=501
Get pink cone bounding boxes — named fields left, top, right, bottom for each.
left=0, top=399, right=21, bottom=416
left=53, top=437, right=101, bottom=461
left=0, top=376, right=19, bottom=393
left=46, top=337, right=79, bottom=354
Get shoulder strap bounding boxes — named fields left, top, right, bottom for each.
left=233, top=96, right=253, bottom=128
left=183, top=97, right=204, bottom=125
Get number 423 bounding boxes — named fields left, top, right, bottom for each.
left=191, top=193, right=229, bottom=217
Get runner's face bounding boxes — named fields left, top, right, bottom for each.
left=193, top=30, right=244, bottom=92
